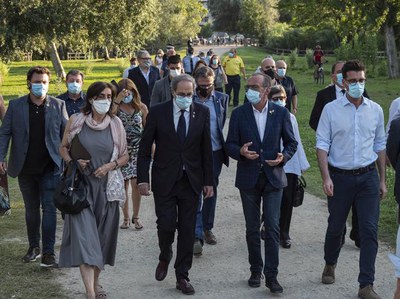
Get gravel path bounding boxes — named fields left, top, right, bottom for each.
left=57, top=46, right=396, bottom=298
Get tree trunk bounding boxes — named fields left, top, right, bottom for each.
left=384, top=23, right=399, bottom=79
left=104, top=46, right=110, bottom=60
left=48, top=41, right=66, bottom=79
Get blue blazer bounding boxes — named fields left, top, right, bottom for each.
left=226, top=102, right=297, bottom=189
left=0, top=95, right=68, bottom=177
left=128, top=66, right=161, bottom=109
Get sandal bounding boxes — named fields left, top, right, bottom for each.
left=95, top=284, right=107, bottom=298
left=120, top=218, right=130, bottom=229
left=132, top=217, right=143, bottom=230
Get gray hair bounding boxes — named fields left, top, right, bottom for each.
left=137, top=49, right=150, bottom=58
left=249, top=73, right=272, bottom=88
left=171, top=74, right=195, bottom=92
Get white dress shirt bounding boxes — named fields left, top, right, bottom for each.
left=252, top=103, right=268, bottom=140
left=316, top=96, right=386, bottom=169
left=334, top=84, right=346, bottom=101
left=173, top=100, right=190, bottom=135
left=139, top=67, right=150, bottom=85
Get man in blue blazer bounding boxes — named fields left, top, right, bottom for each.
left=226, top=73, right=297, bottom=294
left=192, top=66, right=229, bottom=255
left=0, top=66, right=68, bottom=267
left=128, top=49, right=161, bottom=109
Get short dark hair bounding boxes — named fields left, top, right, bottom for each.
left=167, top=55, right=181, bottom=65
left=331, top=61, right=345, bottom=75
left=27, top=66, right=51, bottom=81
left=66, top=69, right=84, bottom=81
left=82, top=81, right=116, bottom=116
left=342, top=60, right=366, bottom=79
left=194, top=66, right=215, bottom=80
left=171, top=74, right=195, bottom=92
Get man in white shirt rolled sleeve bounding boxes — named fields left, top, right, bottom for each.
left=316, top=60, right=387, bottom=299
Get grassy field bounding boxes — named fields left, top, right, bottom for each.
left=0, top=47, right=399, bottom=297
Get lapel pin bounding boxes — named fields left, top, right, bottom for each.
left=269, top=109, right=274, bottom=115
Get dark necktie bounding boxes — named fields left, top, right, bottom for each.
left=190, top=58, right=194, bottom=74
left=177, top=110, right=186, bottom=144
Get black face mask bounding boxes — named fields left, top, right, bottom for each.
left=197, top=86, right=213, bottom=98
left=263, top=68, right=275, bottom=79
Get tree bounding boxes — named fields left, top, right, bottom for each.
left=209, top=0, right=242, bottom=32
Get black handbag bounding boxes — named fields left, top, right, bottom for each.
left=54, top=160, right=89, bottom=214
left=293, top=176, right=306, bottom=207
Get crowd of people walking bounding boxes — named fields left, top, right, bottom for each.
left=0, top=45, right=399, bottom=299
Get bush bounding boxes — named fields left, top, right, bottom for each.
left=288, top=48, right=298, bottom=69
left=305, top=48, right=314, bottom=69
left=376, top=60, right=387, bottom=77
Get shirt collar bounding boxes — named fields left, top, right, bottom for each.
left=252, top=101, right=268, bottom=114
left=340, top=95, right=369, bottom=107
left=173, top=99, right=190, bottom=114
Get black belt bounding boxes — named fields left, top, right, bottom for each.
left=227, top=74, right=240, bottom=77
left=328, top=163, right=375, bottom=176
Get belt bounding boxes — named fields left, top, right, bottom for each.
left=328, top=163, right=375, bottom=176
left=227, top=74, right=240, bottom=77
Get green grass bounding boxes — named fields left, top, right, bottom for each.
left=0, top=48, right=399, bottom=296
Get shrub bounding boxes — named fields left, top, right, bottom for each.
left=305, top=49, right=314, bottom=69
left=288, top=48, right=298, bottom=69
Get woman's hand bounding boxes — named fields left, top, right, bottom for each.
left=115, top=88, right=130, bottom=105
left=93, top=162, right=114, bottom=178
left=77, top=159, right=90, bottom=170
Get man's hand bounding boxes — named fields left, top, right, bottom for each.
left=203, top=186, right=214, bottom=199
left=322, top=177, right=334, bottom=197
left=0, top=161, right=7, bottom=175
left=265, top=153, right=284, bottom=166
left=138, top=183, right=151, bottom=196
left=77, top=159, right=90, bottom=170
left=240, top=142, right=259, bottom=160
left=379, top=181, right=387, bottom=200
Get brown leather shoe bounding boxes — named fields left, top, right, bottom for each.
left=358, top=285, right=381, bottom=299
left=204, top=230, right=217, bottom=245
left=176, top=278, right=195, bottom=295
left=321, top=264, right=336, bottom=284
left=155, top=260, right=169, bottom=281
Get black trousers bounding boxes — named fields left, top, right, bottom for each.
left=279, top=173, right=297, bottom=241
left=154, top=172, right=199, bottom=281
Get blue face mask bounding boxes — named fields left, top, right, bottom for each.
left=246, top=89, right=261, bottom=105
left=175, top=95, right=192, bottom=110
left=272, top=100, right=285, bottom=107
left=212, top=59, right=218, bottom=65
left=123, top=94, right=133, bottom=103
left=228, top=53, right=234, bottom=58
left=67, top=82, right=82, bottom=94
left=336, top=73, right=343, bottom=86
left=31, top=83, right=48, bottom=97
left=277, top=68, right=286, bottom=77
left=347, top=82, right=365, bottom=99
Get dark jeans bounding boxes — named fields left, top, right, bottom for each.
left=195, top=149, right=224, bottom=240
left=239, top=172, right=283, bottom=279
left=154, top=172, right=199, bottom=281
left=18, top=171, right=58, bottom=254
left=279, top=173, right=297, bottom=241
left=225, top=75, right=241, bottom=106
left=324, top=169, right=380, bottom=287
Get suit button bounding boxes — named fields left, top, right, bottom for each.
left=260, top=149, right=263, bottom=153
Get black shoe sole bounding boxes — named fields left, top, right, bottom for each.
left=248, top=281, right=261, bottom=288
left=176, top=286, right=195, bottom=295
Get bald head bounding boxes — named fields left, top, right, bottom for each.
left=261, top=58, right=275, bottom=71
left=276, top=60, right=287, bottom=69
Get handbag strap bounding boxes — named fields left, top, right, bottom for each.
left=298, top=175, right=307, bottom=188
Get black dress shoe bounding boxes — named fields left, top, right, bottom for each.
left=176, top=278, right=195, bottom=295
left=265, top=278, right=283, bottom=293
left=248, top=272, right=263, bottom=287
left=281, top=239, right=291, bottom=249
left=155, top=260, right=169, bottom=281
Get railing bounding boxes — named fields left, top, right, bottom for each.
left=67, top=52, right=89, bottom=60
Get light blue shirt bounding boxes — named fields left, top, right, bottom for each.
left=173, top=100, right=190, bottom=135
left=182, top=55, right=200, bottom=73
left=194, top=93, right=222, bottom=151
left=316, top=96, right=386, bottom=169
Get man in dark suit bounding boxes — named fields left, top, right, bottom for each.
left=128, top=49, right=161, bottom=109
left=192, top=66, right=229, bottom=255
left=387, top=117, right=400, bottom=205
left=150, top=55, right=182, bottom=107
left=137, top=74, right=213, bottom=295
left=309, top=61, right=366, bottom=248
left=0, top=66, right=68, bottom=267
left=226, top=73, right=297, bottom=294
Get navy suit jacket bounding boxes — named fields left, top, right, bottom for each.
left=386, top=117, right=400, bottom=204
left=0, top=95, right=68, bottom=177
left=226, top=102, right=297, bottom=189
left=137, top=100, right=213, bottom=196
left=128, top=66, right=160, bottom=108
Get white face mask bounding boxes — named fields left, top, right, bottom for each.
left=92, top=99, right=111, bottom=115
left=169, top=69, right=181, bottom=78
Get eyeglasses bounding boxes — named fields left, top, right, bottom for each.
left=176, top=92, right=193, bottom=97
left=198, top=84, right=213, bottom=89
left=346, top=79, right=366, bottom=84
left=271, top=96, right=286, bottom=101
